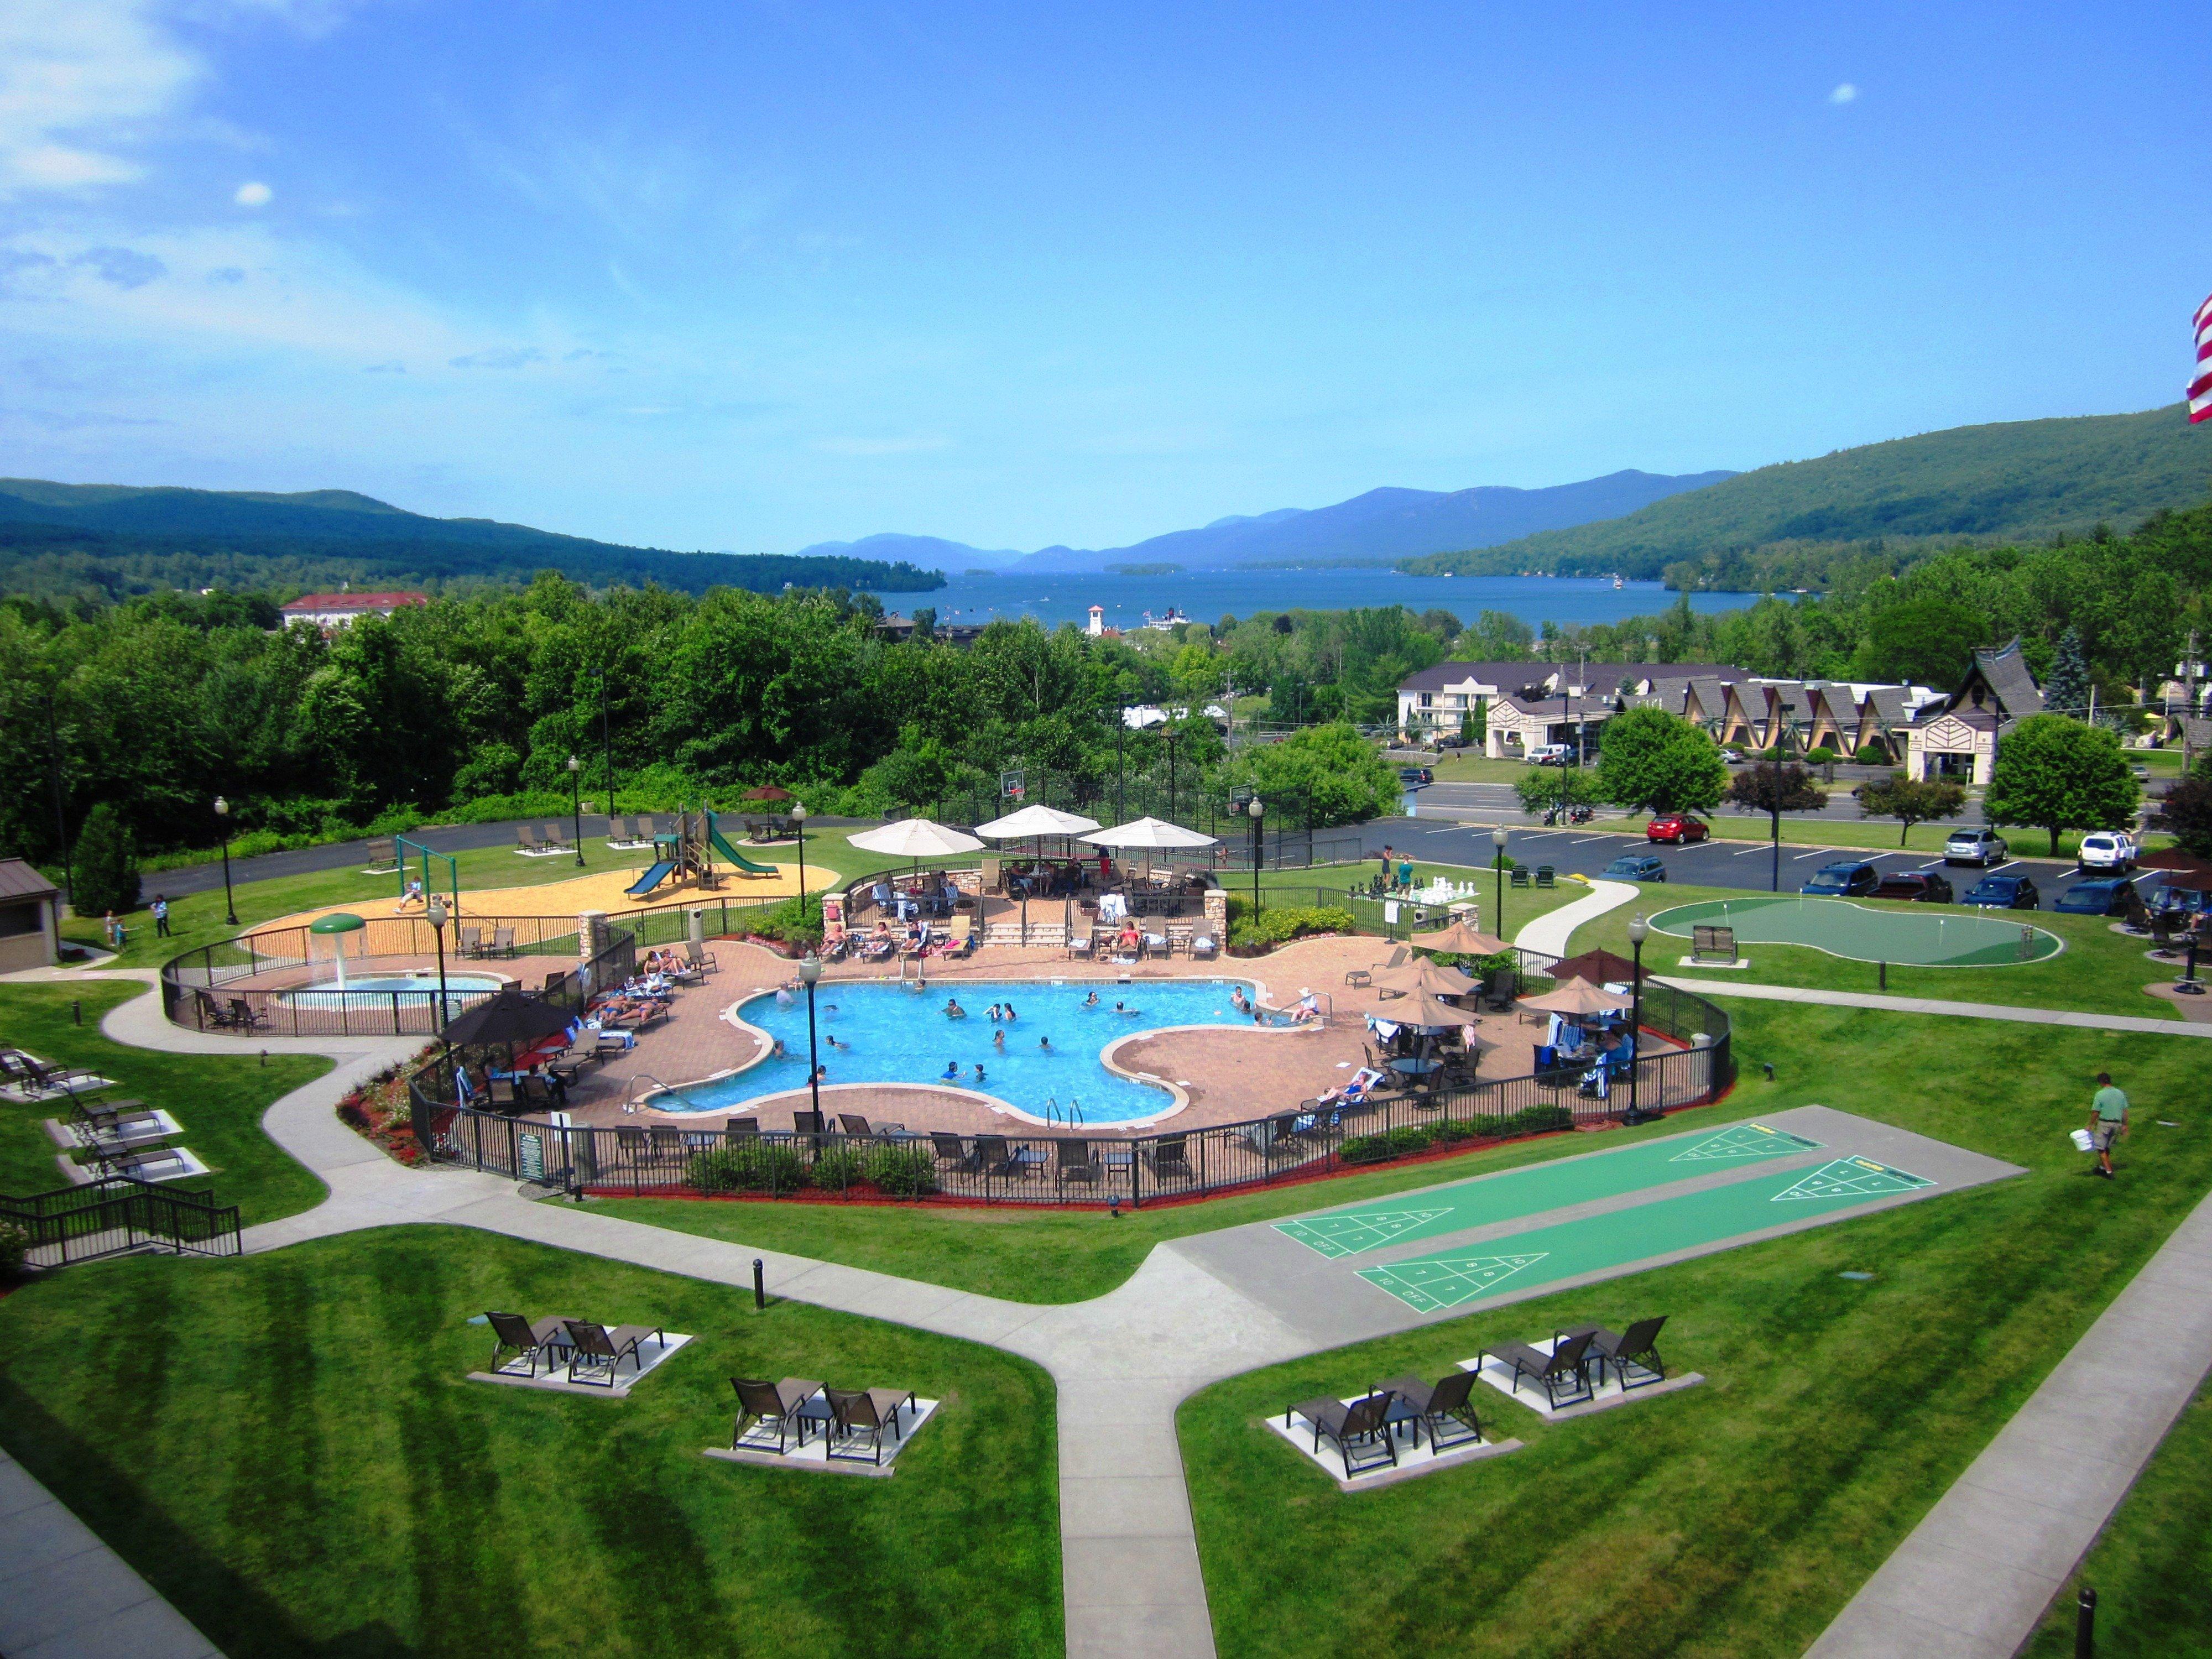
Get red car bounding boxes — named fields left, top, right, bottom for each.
left=1646, top=814, right=1710, bottom=844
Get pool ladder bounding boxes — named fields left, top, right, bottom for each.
left=620, top=1073, right=713, bottom=1115
left=1042, top=1096, right=1086, bottom=1127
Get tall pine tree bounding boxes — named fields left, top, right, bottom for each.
left=2043, top=627, right=2090, bottom=719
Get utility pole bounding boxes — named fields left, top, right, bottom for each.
left=2186, top=629, right=2200, bottom=778
left=45, top=691, right=71, bottom=910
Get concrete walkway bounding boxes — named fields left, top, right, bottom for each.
left=1514, top=878, right=1636, bottom=956
left=1654, top=975, right=2212, bottom=1039
left=1805, top=1182, right=2212, bottom=1658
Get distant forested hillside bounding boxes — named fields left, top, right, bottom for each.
left=0, top=481, right=945, bottom=601
left=1405, top=405, right=2212, bottom=588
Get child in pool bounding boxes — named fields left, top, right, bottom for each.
left=1039, top=1035, right=1052, bottom=1051
left=1004, top=1003, right=1016, bottom=1021
left=993, top=1029, right=1006, bottom=1051
left=942, top=1061, right=959, bottom=1079
left=973, top=1063, right=987, bottom=1083
left=945, top=998, right=967, bottom=1019
left=1083, top=990, right=1100, bottom=1007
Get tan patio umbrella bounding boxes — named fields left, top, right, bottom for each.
left=1546, top=946, right=1640, bottom=987
left=1516, top=977, right=1635, bottom=1018
left=2137, top=847, right=2212, bottom=873
left=1408, top=918, right=1512, bottom=956
left=1370, top=959, right=1478, bottom=999
left=1377, top=989, right=1480, bottom=1030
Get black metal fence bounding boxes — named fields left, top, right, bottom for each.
left=408, top=967, right=1733, bottom=1208
left=0, top=1176, right=242, bottom=1266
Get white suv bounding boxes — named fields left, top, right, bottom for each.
left=2077, top=831, right=2137, bottom=872
left=1943, top=827, right=2008, bottom=867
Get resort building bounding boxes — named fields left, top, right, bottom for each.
left=0, top=858, right=62, bottom=973
left=278, top=590, right=429, bottom=630
left=1906, top=638, right=2046, bottom=783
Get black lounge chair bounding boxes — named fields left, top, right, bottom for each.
left=1056, top=1138, right=1102, bottom=1192
left=824, top=1386, right=918, bottom=1465
left=1480, top=967, right=1517, bottom=1012
left=723, top=1117, right=760, bottom=1140
left=486, top=1310, right=576, bottom=1378
left=974, top=1134, right=1040, bottom=1179
left=1375, top=1371, right=1483, bottom=1451
left=1286, top=1390, right=1400, bottom=1476
left=72, top=1098, right=158, bottom=1137
left=561, top=1319, right=666, bottom=1387
left=931, top=1131, right=982, bottom=1175
left=1577, top=1316, right=1668, bottom=1390
left=227, top=997, right=270, bottom=1031
left=1142, top=1135, right=1194, bottom=1185
left=1483, top=1329, right=1597, bottom=1409
left=7, top=1052, right=106, bottom=1096
left=731, top=1376, right=822, bottom=1453
left=838, top=1113, right=874, bottom=1138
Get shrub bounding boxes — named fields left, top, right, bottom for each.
left=1852, top=743, right=1890, bottom=765
left=1803, top=746, right=1839, bottom=765
left=71, top=801, right=141, bottom=915
left=1227, top=903, right=1356, bottom=951
left=687, top=1142, right=808, bottom=1194
left=810, top=1146, right=866, bottom=1191
left=0, top=1219, right=28, bottom=1278
left=864, top=1143, right=940, bottom=1197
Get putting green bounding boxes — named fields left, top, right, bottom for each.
left=1358, top=1156, right=1934, bottom=1313
left=1648, top=895, right=2063, bottom=966
left=1273, top=1122, right=1823, bottom=1260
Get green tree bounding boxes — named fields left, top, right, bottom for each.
left=1595, top=708, right=1728, bottom=815
left=1853, top=771, right=1968, bottom=845
left=1851, top=595, right=1985, bottom=688
left=1225, top=723, right=1397, bottom=827
left=72, top=801, right=141, bottom=916
left=1983, top=713, right=2139, bottom=856
left=1513, top=765, right=1603, bottom=817
left=2152, top=776, right=2212, bottom=858
left=1453, top=609, right=1534, bottom=661
left=2042, top=626, right=2090, bottom=719
left=1727, top=761, right=1829, bottom=891
left=1460, top=698, right=1484, bottom=747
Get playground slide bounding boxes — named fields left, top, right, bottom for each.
left=705, top=817, right=780, bottom=877
left=625, top=859, right=677, bottom=898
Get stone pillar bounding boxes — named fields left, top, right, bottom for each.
left=1203, top=888, right=1228, bottom=932
left=578, top=910, right=608, bottom=999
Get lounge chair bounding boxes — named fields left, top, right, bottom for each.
left=1191, top=932, right=1218, bottom=959
left=931, top=1131, right=982, bottom=1175
left=974, top=1134, right=1040, bottom=1179
left=1510, top=867, right=1531, bottom=889
left=1286, top=1390, right=1400, bottom=1476
left=1483, top=1328, right=1597, bottom=1409
left=824, top=1386, right=919, bottom=1465
left=491, top=927, right=515, bottom=958
left=1535, top=865, right=1556, bottom=888
left=457, top=925, right=484, bottom=958
left=1481, top=966, right=1517, bottom=1011
left=1375, top=1371, right=1483, bottom=1451
left=723, top=1117, right=761, bottom=1140
left=1142, top=1135, right=1194, bottom=1185
left=838, top=1113, right=874, bottom=1139
left=561, top=1319, right=666, bottom=1387
left=731, top=1376, right=823, bottom=1453
left=1577, top=1316, right=1668, bottom=1390
left=227, top=997, right=269, bottom=1031
left=794, top=1109, right=825, bottom=1149
left=1055, top=1138, right=1102, bottom=1192
left=516, top=825, right=541, bottom=855
left=72, top=1097, right=160, bottom=1138
left=1237, top=1113, right=1306, bottom=1161
left=1141, top=929, right=1169, bottom=957
left=1067, top=926, right=1094, bottom=958
left=486, top=1310, right=576, bottom=1378
left=10, top=1053, right=107, bottom=1096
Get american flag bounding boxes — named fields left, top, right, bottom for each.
left=2194, top=290, right=2212, bottom=424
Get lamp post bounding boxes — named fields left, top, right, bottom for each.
left=1247, top=798, right=1265, bottom=922
left=1164, top=728, right=1182, bottom=823
left=213, top=796, right=238, bottom=927
left=45, top=691, right=71, bottom=912
left=426, top=893, right=452, bottom=1034
left=1766, top=698, right=1797, bottom=894
left=567, top=755, right=585, bottom=867
left=800, top=952, right=823, bottom=1123
left=598, top=674, right=617, bottom=817
left=1623, top=912, right=1651, bottom=1124
left=792, top=801, right=810, bottom=916
left=1493, top=825, right=1509, bottom=936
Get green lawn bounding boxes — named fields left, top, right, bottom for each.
left=1178, top=1001, right=2211, bottom=1658
left=0, top=1228, right=1061, bottom=1659
left=1, top=981, right=327, bottom=1220
left=1566, top=880, right=2181, bottom=1021
left=2022, top=1381, right=2212, bottom=1658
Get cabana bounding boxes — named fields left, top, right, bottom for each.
left=973, top=804, right=1104, bottom=898
left=848, top=817, right=985, bottom=921
left=1080, top=817, right=1220, bottom=919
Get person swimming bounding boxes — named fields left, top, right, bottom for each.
left=973, top=1063, right=987, bottom=1083
left=1003, top=1002, right=1016, bottom=1021
left=770, top=1036, right=788, bottom=1058
left=945, top=998, right=966, bottom=1019
left=942, top=1061, right=959, bottom=1079
left=1039, top=1035, right=1052, bottom=1051
left=1230, top=985, right=1250, bottom=1013
left=992, top=1029, right=1006, bottom=1051
left=987, top=1003, right=1003, bottom=1021
left=1116, top=1001, right=1140, bottom=1016
left=1083, top=990, right=1100, bottom=1007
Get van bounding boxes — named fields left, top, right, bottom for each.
left=1527, top=744, right=1572, bottom=766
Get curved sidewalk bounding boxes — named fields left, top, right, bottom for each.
left=1514, top=878, right=1636, bottom=956
left=1654, top=976, right=2212, bottom=1039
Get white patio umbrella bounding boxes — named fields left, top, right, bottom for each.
left=848, top=817, right=985, bottom=859
left=973, top=803, right=1102, bottom=840
left=1079, top=816, right=1220, bottom=851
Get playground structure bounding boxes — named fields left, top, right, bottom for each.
left=624, top=808, right=780, bottom=899
left=393, top=836, right=460, bottom=911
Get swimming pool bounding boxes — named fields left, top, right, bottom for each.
left=285, top=972, right=506, bottom=1009
left=688, top=978, right=1270, bottom=1125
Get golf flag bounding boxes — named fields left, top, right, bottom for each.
left=2193, top=291, right=2212, bottom=424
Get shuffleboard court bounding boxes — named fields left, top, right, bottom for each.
left=1272, top=1121, right=1823, bottom=1260
left=1357, top=1155, right=1935, bottom=1313
left=1647, top=895, right=2062, bottom=967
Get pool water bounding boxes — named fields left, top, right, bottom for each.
left=286, top=973, right=505, bottom=1008
left=691, top=978, right=1267, bottom=1125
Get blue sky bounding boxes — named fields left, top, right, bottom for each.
left=2, top=2, right=2205, bottom=553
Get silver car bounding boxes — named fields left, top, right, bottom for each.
left=1943, top=827, right=2008, bottom=867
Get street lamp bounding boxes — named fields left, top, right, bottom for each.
left=1164, top=728, right=1183, bottom=823
left=792, top=801, right=809, bottom=916
left=1247, top=798, right=1265, bottom=922
left=1492, top=825, right=1509, bottom=936
left=799, top=952, right=823, bottom=1124
left=426, top=892, right=452, bottom=1035
left=598, top=674, right=617, bottom=817
left=567, top=755, right=585, bottom=867
left=1622, top=912, right=1652, bottom=1124
left=213, top=796, right=238, bottom=927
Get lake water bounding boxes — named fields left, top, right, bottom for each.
left=863, top=570, right=1756, bottom=632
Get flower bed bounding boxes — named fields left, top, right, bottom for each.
left=337, top=1048, right=435, bottom=1166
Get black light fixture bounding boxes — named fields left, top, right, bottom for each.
left=1247, top=797, right=1265, bottom=922
left=567, top=755, right=585, bottom=867
left=792, top=801, right=810, bottom=916
left=1492, top=825, right=1509, bottom=936
left=426, top=892, right=452, bottom=1035
left=800, top=951, right=823, bottom=1120
left=213, top=796, right=239, bottom=927
left=1621, top=912, right=1653, bottom=1124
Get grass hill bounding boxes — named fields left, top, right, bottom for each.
left=0, top=481, right=945, bottom=603
left=1404, top=405, right=2212, bottom=588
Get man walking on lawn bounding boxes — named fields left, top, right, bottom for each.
left=2088, top=1072, right=2129, bottom=1178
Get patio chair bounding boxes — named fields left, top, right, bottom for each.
left=457, top=925, right=485, bottom=959
left=838, top=1113, right=874, bottom=1139
left=1482, top=1328, right=1597, bottom=1410
left=72, top=1097, right=158, bottom=1136
left=824, top=1386, right=919, bottom=1466
left=560, top=1319, right=666, bottom=1387
left=227, top=997, right=270, bottom=1031
left=1191, top=932, right=1219, bottom=958
left=974, top=1134, right=1040, bottom=1180
left=1376, top=1370, right=1483, bottom=1451
left=1141, top=928, right=1169, bottom=957
left=1480, top=966, right=1517, bottom=1011
left=1535, top=865, right=1556, bottom=889
left=685, top=940, right=719, bottom=974
left=794, top=1109, right=825, bottom=1150
left=486, top=1311, right=576, bottom=1378
left=11, top=1054, right=107, bottom=1095
left=1142, top=1135, right=1194, bottom=1186
left=517, top=825, right=542, bottom=854
left=1055, top=1138, right=1103, bottom=1192
left=1511, top=867, right=1531, bottom=889
left=491, top=927, right=516, bottom=958
left=723, top=1117, right=760, bottom=1141
left=1237, top=1113, right=1307, bottom=1162
left=731, top=1376, right=823, bottom=1453
left=1067, top=925, right=1094, bottom=958
left=1286, top=1390, right=1400, bottom=1477
left=931, top=1131, right=983, bottom=1175
left=1578, top=1316, right=1668, bottom=1390
left=191, top=989, right=241, bottom=1030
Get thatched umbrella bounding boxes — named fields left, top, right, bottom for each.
left=1408, top=918, right=1512, bottom=956
left=2137, top=847, right=2212, bottom=873
left=1371, top=959, right=1478, bottom=999
left=739, top=785, right=795, bottom=803
left=1517, top=977, right=1635, bottom=1018
left=1547, top=947, right=1641, bottom=987
left=440, top=988, right=573, bottom=1048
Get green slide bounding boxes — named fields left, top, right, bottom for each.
left=704, top=811, right=780, bottom=877
left=1274, top=1123, right=1823, bottom=1260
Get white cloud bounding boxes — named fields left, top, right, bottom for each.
left=233, top=179, right=272, bottom=206
left=1829, top=83, right=1858, bottom=105
left=0, top=0, right=202, bottom=196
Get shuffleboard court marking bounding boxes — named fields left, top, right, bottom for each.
left=1272, top=1120, right=1825, bottom=1260
left=1772, top=1157, right=1932, bottom=1202
left=1355, top=1255, right=1548, bottom=1315
left=1669, top=1124, right=1822, bottom=1163
left=1355, top=1158, right=1946, bottom=1314
left=1274, top=1209, right=1456, bottom=1260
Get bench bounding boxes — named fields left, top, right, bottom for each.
left=1691, top=925, right=1738, bottom=965
left=361, top=836, right=400, bottom=874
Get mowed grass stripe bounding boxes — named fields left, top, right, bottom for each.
left=1274, top=1123, right=1823, bottom=1259
left=1358, top=1159, right=1934, bottom=1313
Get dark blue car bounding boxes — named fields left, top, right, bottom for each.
left=1963, top=874, right=2041, bottom=910
left=1602, top=854, right=1668, bottom=882
left=2054, top=878, right=2134, bottom=917
left=1800, top=860, right=1879, bottom=897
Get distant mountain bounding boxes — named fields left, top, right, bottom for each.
left=1404, top=405, right=2212, bottom=586
left=789, top=532, right=1029, bottom=570
left=0, top=481, right=946, bottom=601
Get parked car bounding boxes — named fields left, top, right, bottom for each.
left=1943, top=827, right=2009, bottom=867
left=1527, top=744, right=1573, bottom=766
left=1397, top=766, right=1433, bottom=786
left=2075, top=831, right=2137, bottom=872
left=1646, top=813, right=1710, bottom=844
left=1871, top=870, right=1954, bottom=903
left=2054, top=877, right=2136, bottom=917
left=1602, top=854, right=1668, bottom=881
left=1719, top=747, right=1746, bottom=764
left=1800, top=860, right=1879, bottom=898
left=1963, top=874, right=2041, bottom=910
